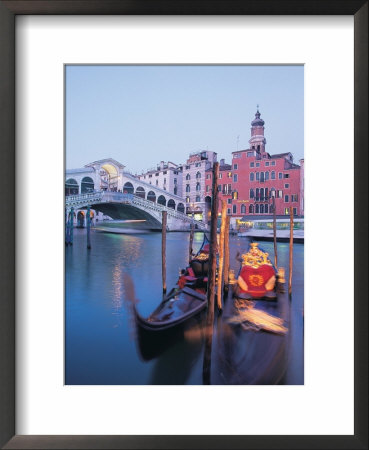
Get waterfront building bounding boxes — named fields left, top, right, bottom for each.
left=137, top=161, right=183, bottom=197
left=182, top=150, right=217, bottom=221
left=204, top=110, right=303, bottom=229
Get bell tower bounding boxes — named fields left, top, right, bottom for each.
left=249, top=107, right=267, bottom=154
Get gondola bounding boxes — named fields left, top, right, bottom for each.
left=133, top=235, right=211, bottom=332
left=233, top=242, right=284, bottom=301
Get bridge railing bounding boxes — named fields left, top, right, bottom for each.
left=66, top=191, right=103, bottom=208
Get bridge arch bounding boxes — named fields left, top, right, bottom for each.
left=177, top=202, right=185, bottom=213
left=135, top=186, right=145, bottom=199
left=157, top=195, right=166, bottom=206
left=81, top=176, right=94, bottom=194
left=123, top=182, right=134, bottom=194
left=65, top=178, right=79, bottom=196
left=147, top=191, right=156, bottom=202
left=167, top=199, right=175, bottom=210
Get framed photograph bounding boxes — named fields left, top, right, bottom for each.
left=0, top=1, right=367, bottom=449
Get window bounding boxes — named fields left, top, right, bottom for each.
left=233, top=204, right=237, bottom=214
left=278, top=190, right=283, bottom=198
left=163, top=171, right=167, bottom=175
left=284, top=195, right=289, bottom=202
left=265, top=204, right=269, bottom=213
left=284, top=173, right=290, bottom=178
left=292, top=194, right=298, bottom=202
left=257, top=145, right=260, bottom=151
left=284, top=208, right=290, bottom=215
left=218, top=185, right=222, bottom=192
left=278, top=172, right=283, bottom=179
left=163, top=178, right=166, bottom=184
left=234, top=153, right=241, bottom=158
left=233, top=174, right=238, bottom=182
left=155, top=173, right=159, bottom=176
left=250, top=173, right=254, bottom=181
left=163, top=186, right=166, bottom=190
left=186, top=165, right=190, bottom=170
left=156, top=180, right=158, bottom=186
left=250, top=162, right=254, bottom=168
left=186, top=196, right=190, bottom=203
left=265, top=162, right=269, bottom=166
left=247, top=152, right=253, bottom=157
left=271, top=161, right=276, bottom=166
left=255, top=204, right=259, bottom=214
left=206, top=174, right=211, bottom=179
left=271, top=171, right=276, bottom=180
left=186, top=184, right=190, bottom=192
left=196, top=195, right=201, bottom=202
left=265, top=171, right=269, bottom=181
left=186, top=173, right=190, bottom=180
left=256, top=162, right=260, bottom=167
left=196, top=182, right=201, bottom=191
left=260, top=172, right=264, bottom=182
left=228, top=172, right=232, bottom=178
left=196, top=171, right=201, bottom=179
left=233, top=191, right=238, bottom=200
left=228, top=184, right=231, bottom=193
left=206, top=185, right=209, bottom=192
left=174, top=187, right=177, bottom=195
left=195, top=162, right=201, bottom=167
left=256, top=188, right=259, bottom=200
left=249, top=204, right=254, bottom=214
left=149, top=174, right=152, bottom=178
left=260, top=188, right=264, bottom=201
left=241, top=204, right=246, bottom=214
left=219, top=173, right=222, bottom=179
left=250, top=188, right=254, bottom=198
left=227, top=208, right=231, bottom=214
left=293, top=207, right=297, bottom=215
left=233, top=164, right=238, bottom=170
left=256, top=172, right=260, bottom=181
left=227, top=198, right=232, bottom=204
left=260, top=204, right=264, bottom=214
left=284, top=183, right=289, bottom=189
left=265, top=188, right=269, bottom=199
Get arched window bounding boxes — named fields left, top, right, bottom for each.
left=177, top=203, right=185, bottom=213
left=196, top=182, right=201, bottom=191
left=157, top=195, right=166, bottom=206
left=65, top=178, right=79, bottom=196
left=265, top=188, right=269, bottom=199
left=249, top=204, right=254, bottom=214
left=260, top=204, right=264, bottom=214
left=260, top=172, right=265, bottom=182
left=81, top=176, right=94, bottom=193
left=135, top=186, right=145, bottom=198
left=250, top=172, right=254, bottom=182
left=147, top=191, right=156, bottom=202
left=167, top=199, right=176, bottom=209
left=265, top=171, right=269, bottom=181
left=260, top=188, right=264, bottom=201
left=256, top=188, right=260, bottom=200
left=271, top=171, right=276, bottom=180
left=196, top=171, right=201, bottom=179
left=250, top=188, right=254, bottom=199
left=255, top=204, right=259, bottom=214
left=265, top=204, right=269, bottom=213
left=186, top=184, right=190, bottom=192
left=241, top=204, right=246, bottom=214
left=186, top=174, right=191, bottom=180
left=196, top=195, right=201, bottom=202
left=123, top=182, right=134, bottom=194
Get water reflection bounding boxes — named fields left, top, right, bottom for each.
left=65, top=230, right=303, bottom=385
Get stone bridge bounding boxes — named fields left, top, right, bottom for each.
left=65, top=191, right=206, bottom=232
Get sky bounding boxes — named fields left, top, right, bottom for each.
left=66, top=65, right=304, bottom=174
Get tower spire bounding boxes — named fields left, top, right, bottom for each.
left=249, top=108, right=266, bottom=153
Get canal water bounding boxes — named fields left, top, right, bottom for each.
left=65, top=229, right=304, bottom=385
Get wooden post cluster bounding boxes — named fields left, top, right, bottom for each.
left=162, top=211, right=167, bottom=294
left=289, top=207, right=294, bottom=295
left=203, top=162, right=219, bottom=384
left=216, top=200, right=227, bottom=310
left=273, top=196, right=277, bottom=268
left=223, top=216, right=230, bottom=288
left=189, top=221, right=194, bottom=263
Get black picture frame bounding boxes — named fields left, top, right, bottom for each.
left=0, top=1, right=367, bottom=449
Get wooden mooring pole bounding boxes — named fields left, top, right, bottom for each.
left=86, top=206, right=91, bottom=250
left=65, top=209, right=70, bottom=245
left=69, top=207, right=74, bottom=245
left=216, top=200, right=227, bottom=310
left=162, top=211, right=167, bottom=294
left=273, top=196, right=277, bottom=268
left=288, top=207, right=294, bottom=295
left=223, top=216, right=230, bottom=288
left=203, top=162, right=219, bottom=384
left=189, top=221, right=194, bottom=263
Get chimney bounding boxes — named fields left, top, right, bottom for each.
left=220, top=158, right=225, bottom=166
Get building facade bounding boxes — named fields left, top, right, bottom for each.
left=137, top=161, right=183, bottom=197
left=205, top=110, right=303, bottom=229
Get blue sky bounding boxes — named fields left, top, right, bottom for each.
left=66, top=65, right=303, bottom=174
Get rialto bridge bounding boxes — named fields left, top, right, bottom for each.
left=65, top=158, right=206, bottom=231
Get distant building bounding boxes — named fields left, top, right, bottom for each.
left=182, top=150, right=217, bottom=221
left=137, top=161, right=183, bottom=197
